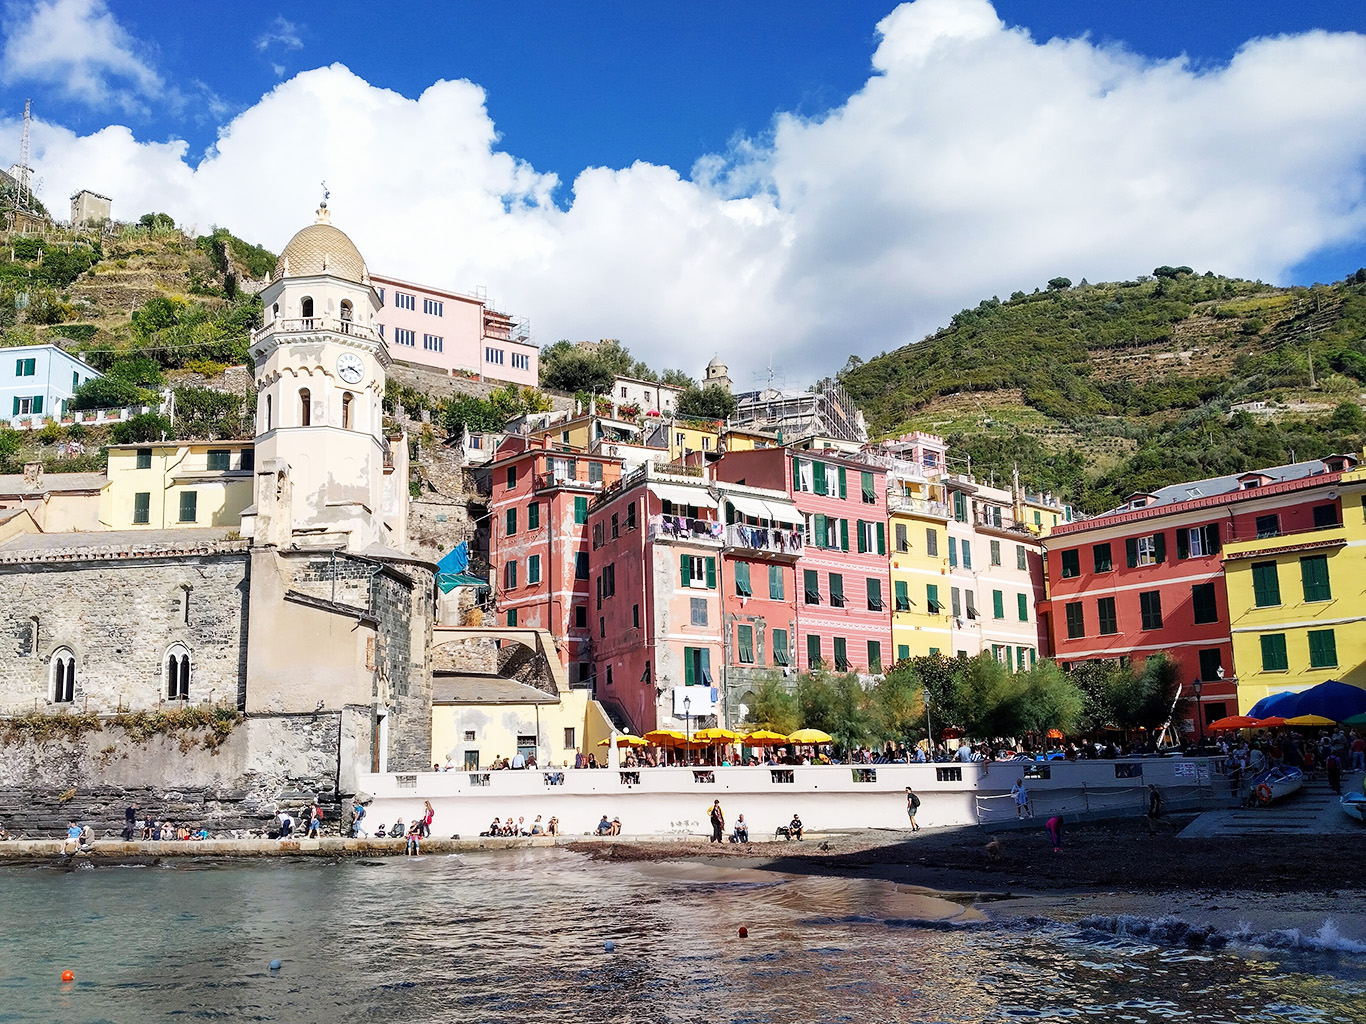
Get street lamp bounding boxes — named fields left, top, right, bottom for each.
left=1192, top=676, right=1204, bottom=749
left=683, top=694, right=692, bottom=767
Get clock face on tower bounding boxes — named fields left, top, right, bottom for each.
left=336, top=353, right=365, bottom=384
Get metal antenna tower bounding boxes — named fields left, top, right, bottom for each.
left=16, top=99, right=33, bottom=212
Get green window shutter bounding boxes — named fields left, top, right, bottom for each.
left=699, top=648, right=711, bottom=683
left=1301, top=555, right=1332, bottom=602
left=839, top=518, right=849, bottom=551
left=1126, top=538, right=1139, bottom=568
left=507, top=609, right=517, bottom=627
left=1176, top=529, right=1189, bottom=560
left=31, top=396, right=42, bottom=414
left=814, top=513, right=827, bottom=549
left=1018, top=545, right=1028, bottom=571
left=894, top=580, right=909, bottom=611
left=685, top=647, right=696, bottom=686
left=992, top=590, right=1004, bottom=619
left=829, top=573, right=844, bottom=605
left=804, top=569, right=820, bottom=604
left=680, top=554, right=691, bottom=586
left=837, top=466, right=847, bottom=499
left=738, top=625, right=754, bottom=663
left=1260, top=633, right=1288, bottom=672
left=897, top=644, right=910, bottom=662
left=926, top=583, right=939, bottom=613
left=1308, top=629, right=1338, bottom=668
left=1153, top=533, right=1167, bottom=563
left=705, top=557, right=717, bottom=589
left=1017, top=593, right=1028, bottom=621
left=179, top=491, right=197, bottom=523
left=833, top=637, right=848, bottom=671
left=807, top=634, right=822, bottom=669
left=132, top=492, right=150, bottom=525
left=772, top=629, right=789, bottom=665
left=861, top=471, right=875, bottom=503
left=769, top=565, right=784, bottom=600
left=734, top=561, right=751, bottom=596
left=813, top=461, right=827, bottom=495
left=11, top=397, right=17, bottom=416
left=951, top=587, right=961, bottom=617
left=1252, top=562, right=1281, bottom=607
left=867, top=577, right=881, bottom=610
left=857, top=521, right=868, bottom=553
left=867, top=641, right=882, bottom=673
left=948, top=538, right=957, bottom=567
left=574, top=496, right=587, bottom=524
left=528, top=503, right=540, bottom=529
left=876, top=522, right=886, bottom=555
left=506, top=508, right=517, bottom=535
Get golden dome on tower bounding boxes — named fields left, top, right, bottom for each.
left=272, top=205, right=368, bottom=284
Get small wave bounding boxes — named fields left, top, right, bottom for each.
left=1074, top=914, right=1366, bottom=955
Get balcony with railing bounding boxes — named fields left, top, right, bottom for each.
left=253, top=315, right=381, bottom=344
left=647, top=513, right=723, bottom=545
left=887, top=491, right=951, bottom=518
left=723, top=522, right=803, bottom=559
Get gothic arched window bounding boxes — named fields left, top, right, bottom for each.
left=299, top=388, right=311, bottom=427
left=165, top=644, right=191, bottom=700
left=51, top=647, right=75, bottom=703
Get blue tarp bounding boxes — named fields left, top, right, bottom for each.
left=1248, top=680, right=1366, bottom=721
left=436, top=541, right=469, bottom=576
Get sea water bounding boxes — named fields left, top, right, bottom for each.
left=1, top=849, right=1364, bottom=1023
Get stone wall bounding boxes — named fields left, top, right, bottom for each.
left=0, top=711, right=355, bottom=838
left=377, top=564, right=434, bottom=772
left=0, top=548, right=250, bottom=716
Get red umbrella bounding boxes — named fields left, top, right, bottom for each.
left=1207, top=715, right=1260, bottom=731
left=1252, top=716, right=1287, bottom=728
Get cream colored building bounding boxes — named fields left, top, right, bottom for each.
left=431, top=672, right=615, bottom=770
left=100, top=441, right=255, bottom=530
left=0, top=464, right=103, bottom=531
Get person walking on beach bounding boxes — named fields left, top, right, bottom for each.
left=906, top=787, right=921, bottom=832
left=1012, top=778, right=1031, bottom=818
left=708, top=800, right=725, bottom=844
left=351, top=801, right=368, bottom=838
left=1146, top=785, right=1162, bottom=835
left=1325, top=750, right=1342, bottom=795
left=1046, top=814, right=1063, bottom=853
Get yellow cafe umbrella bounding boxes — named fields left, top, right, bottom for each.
left=742, top=730, right=789, bottom=746
left=693, top=727, right=740, bottom=743
left=1286, top=714, right=1336, bottom=727
left=787, top=728, right=833, bottom=744
left=643, top=729, right=686, bottom=746
left=597, top=734, right=648, bottom=747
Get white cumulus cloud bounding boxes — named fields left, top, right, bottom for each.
left=1, top=0, right=167, bottom=114
left=7, top=0, right=1366, bottom=390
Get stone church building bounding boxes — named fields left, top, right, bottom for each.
left=0, top=209, right=438, bottom=830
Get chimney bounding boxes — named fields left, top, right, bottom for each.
left=22, top=462, right=42, bottom=490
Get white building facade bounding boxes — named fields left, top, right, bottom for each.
left=4, top=344, right=101, bottom=427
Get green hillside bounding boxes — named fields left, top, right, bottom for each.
left=840, top=268, right=1366, bottom=513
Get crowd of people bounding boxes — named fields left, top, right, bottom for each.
left=480, top=814, right=560, bottom=836
left=1217, top=727, right=1366, bottom=795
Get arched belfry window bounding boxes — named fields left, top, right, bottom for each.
left=342, top=391, right=353, bottom=430
left=271, top=302, right=279, bottom=321
left=300, top=296, right=314, bottom=326
left=265, top=393, right=273, bottom=431
left=340, top=299, right=353, bottom=333
left=165, top=644, right=191, bottom=700
left=299, top=388, right=311, bottom=427
left=51, top=647, right=75, bottom=703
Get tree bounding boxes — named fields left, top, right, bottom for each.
left=869, top=661, right=924, bottom=744
left=138, top=212, right=176, bottom=231
left=676, top=383, right=737, bottom=420
left=111, top=413, right=170, bottom=444
left=1047, top=277, right=1073, bottom=291
left=744, top=673, right=799, bottom=735
left=69, top=375, right=153, bottom=411
left=1100, top=653, right=1189, bottom=733
left=1015, top=661, right=1085, bottom=737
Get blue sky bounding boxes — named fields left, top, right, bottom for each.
left=2, top=0, right=1365, bottom=380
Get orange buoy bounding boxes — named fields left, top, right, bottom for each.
left=738, top=927, right=748, bottom=938
left=61, top=970, right=74, bottom=983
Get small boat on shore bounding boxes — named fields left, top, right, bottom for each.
left=1251, top=766, right=1303, bottom=805
left=1342, top=792, right=1366, bottom=823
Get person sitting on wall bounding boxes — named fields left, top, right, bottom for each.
left=596, top=815, right=613, bottom=836
left=787, top=814, right=803, bottom=841
left=530, top=816, right=545, bottom=835
left=405, top=820, right=421, bottom=856
left=547, top=816, right=560, bottom=836
left=482, top=817, right=502, bottom=837
left=610, top=817, right=622, bottom=836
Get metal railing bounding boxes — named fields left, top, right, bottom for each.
left=888, top=493, right=951, bottom=517
left=254, top=315, right=380, bottom=343
left=724, top=523, right=804, bottom=555
left=647, top=514, right=723, bottom=543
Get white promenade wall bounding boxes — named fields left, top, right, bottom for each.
left=358, top=758, right=1220, bottom=840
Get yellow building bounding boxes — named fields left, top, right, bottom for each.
left=528, top=412, right=641, bottom=453
left=1223, top=467, right=1366, bottom=712
left=659, top=419, right=723, bottom=461
left=888, top=468, right=952, bottom=661
left=100, top=441, right=255, bottom=530
left=430, top=672, right=616, bottom=769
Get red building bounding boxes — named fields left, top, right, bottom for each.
left=714, top=447, right=892, bottom=675
left=487, top=437, right=623, bottom=684
left=1041, top=456, right=1354, bottom=726
left=586, top=463, right=723, bottom=733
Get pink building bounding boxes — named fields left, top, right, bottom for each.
left=371, top=274, right=538, bottom=386
left=587, top=464, right=723, bottom=734
left=487, top=436, right=622, bottom=684
left=714, top=448, right=893, bottom=675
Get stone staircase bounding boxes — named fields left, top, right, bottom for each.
left=1180, top=774, right=1366, bottom=837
